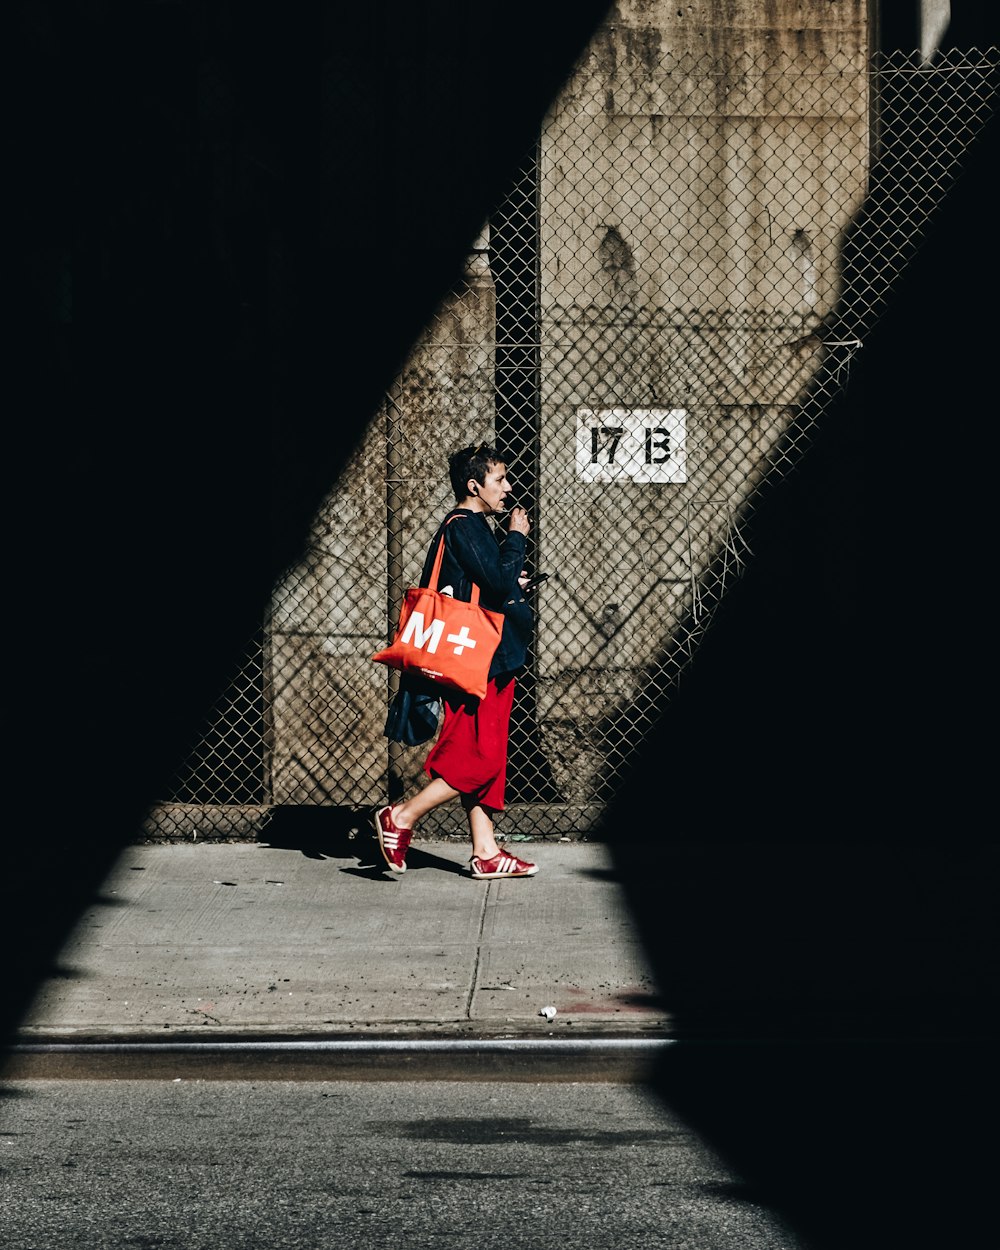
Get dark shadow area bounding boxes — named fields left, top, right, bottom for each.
left=338, top=843, right=468, bottom=881
left=401, top=846, right=469, bottom=877
left=652, top=1038, right=994, bottom=1248
left=602, top=96, right=999, bottom=1250
left=259, top=805, right=467, bottom=876
left=258, top=805, right=371, bottom=860
left=8, top=0, right=615, bottom=1045
left=8, top=4, right=997, bottom=1245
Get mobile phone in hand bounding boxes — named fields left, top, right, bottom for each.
left=523, top=572, right=549, bottom=593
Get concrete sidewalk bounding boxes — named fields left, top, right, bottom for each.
left=11, top=838, right=668, bottom=1046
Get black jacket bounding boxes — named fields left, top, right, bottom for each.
left=420, top=508, right=533, bottom=679
left=383, top=508, right=534, bottom=745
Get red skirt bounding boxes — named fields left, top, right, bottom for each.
left=424, top=677, right=516, bottom=811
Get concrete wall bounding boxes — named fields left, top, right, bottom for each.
left=266, top=0, right=870, bottom=817
left=534, top=1, right=869, bottom=798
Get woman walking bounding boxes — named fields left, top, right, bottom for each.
left=374, top=443, right=539, bottom=880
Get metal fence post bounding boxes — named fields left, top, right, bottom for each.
left=385, top=380, right=406, bottom=803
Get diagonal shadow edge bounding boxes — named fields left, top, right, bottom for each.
left=601, top=107, right=998, bottom=1250
left=6, top=0, right=616, bottom=1048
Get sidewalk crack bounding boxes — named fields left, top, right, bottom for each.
left=465, top=881, right=492, bottom=1019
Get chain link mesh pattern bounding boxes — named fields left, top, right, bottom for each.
left=144, top=46, right=998, bottom=842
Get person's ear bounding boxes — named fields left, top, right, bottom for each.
left=468, top=479, right=479, bottom=497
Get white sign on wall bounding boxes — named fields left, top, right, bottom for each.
left=575, top=408, right=687, bottom=483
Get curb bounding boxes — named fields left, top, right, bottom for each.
left=2, top=1037, right=675, bottom=1083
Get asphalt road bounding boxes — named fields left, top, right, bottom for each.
left=1, top=1078, right=806, bottom=1250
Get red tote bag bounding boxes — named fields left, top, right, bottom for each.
left=371, top=525, right=504, bottom=701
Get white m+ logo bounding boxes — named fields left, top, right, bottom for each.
left=445, top=626, right=476, bottom=655
left=400, top=612, right=445, bottom=654
left=401, top=613, right=479, bottom=658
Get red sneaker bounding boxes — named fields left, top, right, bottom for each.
left=469, top=850, right=538, bottom=879
left=373, top=805, right=412, bottom=873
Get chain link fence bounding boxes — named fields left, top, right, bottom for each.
left=144, top=44, right=998, bottom=843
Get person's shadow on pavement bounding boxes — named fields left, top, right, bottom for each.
left=341, top=840, right=469, bottom=880
left=258, top=804, right=467, bottom=878
left=257, top=805, right=367, bottom=861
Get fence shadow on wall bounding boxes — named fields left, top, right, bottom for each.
left=591, top=46, right=999, bottom=829
left=599, top=106, right=998, bottom=1250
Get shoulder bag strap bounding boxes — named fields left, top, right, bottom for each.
left=427, top=514, right=479, bottom=605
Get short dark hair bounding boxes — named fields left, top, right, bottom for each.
left=448, top=443, right=504, bottom=502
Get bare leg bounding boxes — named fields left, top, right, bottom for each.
left=463, top=798, right=501, bottom=860
left=392, top=777, right=459, bottom=831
